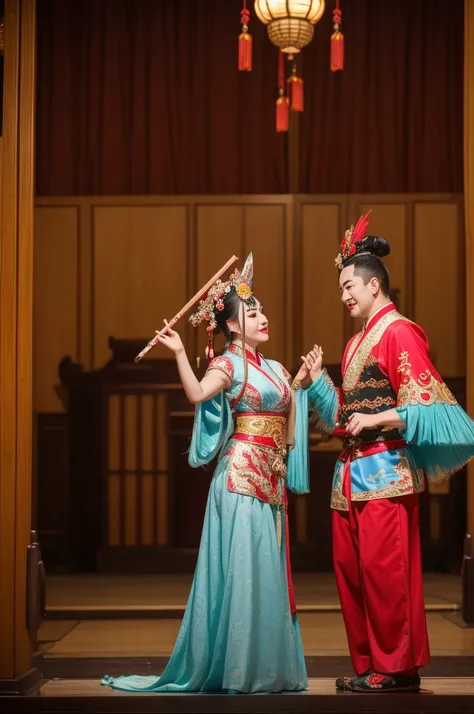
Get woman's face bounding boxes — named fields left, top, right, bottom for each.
left=228, top=298, right=269, bottom=345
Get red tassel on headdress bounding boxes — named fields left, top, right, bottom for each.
left=287, top=61, right=304, bottom=112
left=331, top=1, right=344, bottom=71
left=276, top=50, right=289, bottom=132
left=238, top=1, right=252, bottom=71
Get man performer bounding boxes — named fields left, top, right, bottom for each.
left=300, top=212, right=474, bottom=692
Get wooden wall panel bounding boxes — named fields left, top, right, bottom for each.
left=195, top=205, right=244, bottom=357
left=33, top=194, right=464, bottom=412
left=355, top=202, right=408, bottom=315
left=414, top=201, right=463, bottom=377
left=299, top=200, right=345, bottom=365
left=243, top=204, right=287, bottom=363
left=34, top=206, right=79, bottom=412
left=196, top=205, right=244, bottom=275
left=93, top=205, right=188, bottom=368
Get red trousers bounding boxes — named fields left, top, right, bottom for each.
left=332, top=467, right=431, bottom=675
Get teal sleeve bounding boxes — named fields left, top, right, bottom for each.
left=307, top=369, right=340, bottom=434
left=286, top=389, right=310, bottom=494
left=189, top=391, right=234, bottom=467
left=396, top=402, right=474, bottom=481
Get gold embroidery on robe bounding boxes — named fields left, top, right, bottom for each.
left=393, top=456, right=413, bottom=481
left=350, top=481, right=420, bottom=502
left=354, top=377, right=391, bottom=391
left=343, top=312, right=410, bottom=391
left=331, top=452, right=425, bottom=510
left=331, top=491, right=349, bottom=510
left=234, top=414, right=287, bottom=445
left=240, top=382, right=263, bottom=411
left=341, top=395, right=397, bottom=413
left=208, top=356, right=234, bottom=380
left=396, top=351, right=457, bottom=407
left=226, top=441, right=284, bottom=506
left=366, top=469, right=385, bottom=482
left=321, top=368, right=337, bottom=392
left=345, top=331, right=364, bottom=367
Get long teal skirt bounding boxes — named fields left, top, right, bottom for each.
left=101, top=458, right=308, bottom=693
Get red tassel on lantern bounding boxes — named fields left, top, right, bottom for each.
left=276, top=93, right=289, bottom=132
left=331, top=2, right=344, bottom=71
left=287, top=62, right=304, bottom=112
left=238, top=2, right=252, bottom=71
left=276, top=51, right=289, bottom=132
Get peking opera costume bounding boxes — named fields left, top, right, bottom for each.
left=101, top=253, right=309, bottom=694
left=307, top=214, right=474, bottom=692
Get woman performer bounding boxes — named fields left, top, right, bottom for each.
left=102, top=253, right=310, bottom=694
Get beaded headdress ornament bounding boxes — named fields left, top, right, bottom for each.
left=189, top=253, right=254, bottom=359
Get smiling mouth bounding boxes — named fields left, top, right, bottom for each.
left=346, top=302, right=357, bottom=310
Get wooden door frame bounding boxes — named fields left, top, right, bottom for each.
left=0, top=0, right=38, bottom=692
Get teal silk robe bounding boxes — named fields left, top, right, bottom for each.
left=102, top=342, right=309, bottom=694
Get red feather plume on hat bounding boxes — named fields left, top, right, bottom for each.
left=335, top=210, right=372, bottom=269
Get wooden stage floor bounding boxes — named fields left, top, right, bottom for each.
left=6, top=572, right=469, bottom=713
left=45, top=572, right=464, bottom=618
left=36, top=613, right=474, bottom=660
left=3, top=678, right=474, bottom=714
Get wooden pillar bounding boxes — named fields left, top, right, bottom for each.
left=463, top=0, right=474, bottom=625
left=0, top=0, right=39, bottom=692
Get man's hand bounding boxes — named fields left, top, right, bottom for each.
left=345, top=412, right=379, bottom=436
left=294, top=344, right=324, bottom=388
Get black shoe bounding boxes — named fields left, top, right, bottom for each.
left=349, top=672, right=421, bottom=693
left=335, top=670, right=369, bottom=691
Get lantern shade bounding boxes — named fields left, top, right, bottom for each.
left=267, top=18, right=314, bottom=53
left=254, top=1, right=325, bottom=25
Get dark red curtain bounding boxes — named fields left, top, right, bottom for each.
left=299, top=0, right=464, bottom=193
left=36, top=0, right=287, bottom=195
left=36, top=0, right=463, bottom=196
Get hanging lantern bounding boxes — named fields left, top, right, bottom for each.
left=254, top=0, right=325, bottom=56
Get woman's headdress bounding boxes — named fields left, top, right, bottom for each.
left=190, top=253, right=254, bottom=359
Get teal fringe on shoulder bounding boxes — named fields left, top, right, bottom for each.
left=397, top=402, right=474, bottom=481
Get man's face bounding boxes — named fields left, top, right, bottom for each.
left=339, top=264, right=378, bottom=320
